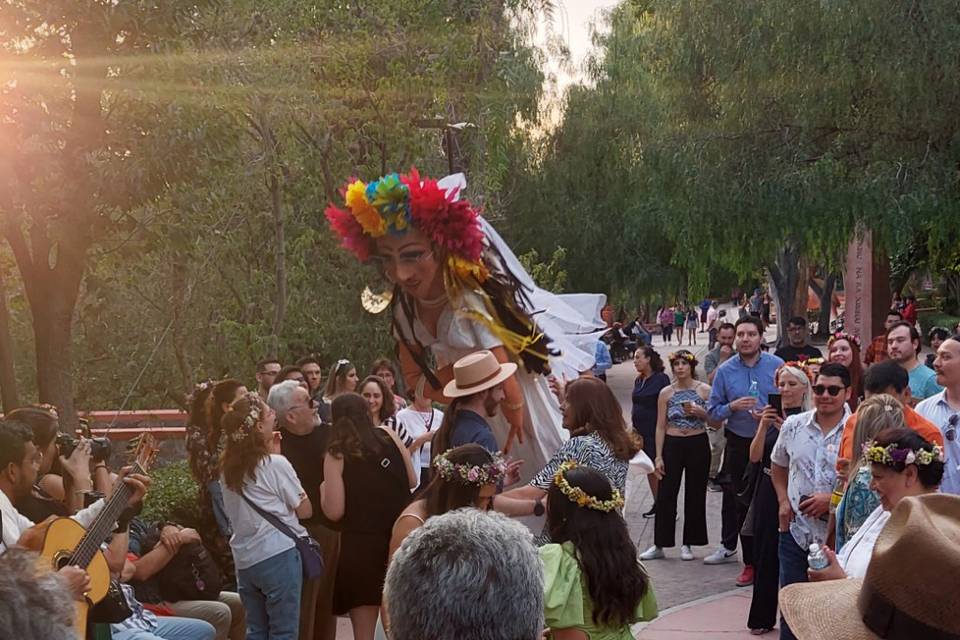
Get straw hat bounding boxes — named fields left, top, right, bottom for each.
left=443, top=350, right=517, bottom=398
left=780, top=494, right=960, bottom=640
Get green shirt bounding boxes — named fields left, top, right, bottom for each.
left=540, top=542, right=658, bottom=640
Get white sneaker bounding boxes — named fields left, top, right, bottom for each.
left=639, top=545, right=665, bottom=560
left=680, top=545, right=694, bottom=561
left=703, top=546, right=738, bottom=565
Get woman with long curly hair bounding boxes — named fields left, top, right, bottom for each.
left=220, top=392, right=311, bottom=640
left=541, top=463, right=658, bottom=639
left=828, top=332, right=864, bottom=411
left=370, top=357, right=407, bottom=412
left=501, top=377, right=641, bottom=532
left=320, top=393, right=416, bottom=640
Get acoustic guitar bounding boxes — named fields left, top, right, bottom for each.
left=38, top=434, right=157, bottom=638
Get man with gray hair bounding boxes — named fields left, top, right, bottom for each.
left=0, top=548, right=75, bottom=639
left=267, top=380, right=340, bottom=640
left=384, top=509, right=543, bottom=640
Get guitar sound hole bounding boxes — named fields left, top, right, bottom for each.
left=54, top=552, right=72, bottom=571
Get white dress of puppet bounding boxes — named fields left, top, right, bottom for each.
left=391, top=174, right=608, bottom=484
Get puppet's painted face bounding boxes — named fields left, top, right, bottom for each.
left=373, top=229, right=442, bottom=300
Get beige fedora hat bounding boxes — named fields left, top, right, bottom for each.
left=443, top=350, right=518, bottom=399
left=780, top=493, right=960, bottom=640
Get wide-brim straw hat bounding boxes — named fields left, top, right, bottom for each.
left=780, top=493, right=960, bottom=640
left=443, top=350, right=518, bottom=398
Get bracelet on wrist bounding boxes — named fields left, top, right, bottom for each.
left=503, top=400, right=524, bottom=411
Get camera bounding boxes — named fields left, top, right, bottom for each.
left=56, top=432, right=112, bottom=462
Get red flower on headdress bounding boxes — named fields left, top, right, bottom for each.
left=403, top=168, right=484, bottom=262
left=325, top=204, right=373, bottom=261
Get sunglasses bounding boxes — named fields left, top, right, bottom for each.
left=947, top=414, right=958, bottom=442
left=812, top=384, right=846, bottom=397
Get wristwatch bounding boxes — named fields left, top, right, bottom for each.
left=533, top=499, right=545, bottom=517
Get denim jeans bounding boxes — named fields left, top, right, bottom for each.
left=207, top=479, right=233, bottom=538
left=111, top=616, right=216, bottom=640
left=777, top=532, right=809, bottom=640
left=237, top=546, right=303, bottom=640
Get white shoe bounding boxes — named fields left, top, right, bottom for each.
left=703, top=546, right=738, bottom=565
left=640, top=545, right=665, bottom=560
left=680, top=545, right=694, bottom=561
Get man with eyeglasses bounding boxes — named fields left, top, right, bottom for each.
left=255, top=357, right=282, bottom=400
left=774, top=317, right=822, bottom=363
left=916, top=334, right=960, bottom=495
left=267, top=380, right=340, bottom=640
left=770, top=362, right=851, bottom=640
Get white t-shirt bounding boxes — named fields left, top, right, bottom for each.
left=396, top=407, right=444, bottom=470
left=221, top=454, right=308, bottom=570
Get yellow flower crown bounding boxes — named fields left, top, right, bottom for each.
left=553, top=460, right=624, bottom=512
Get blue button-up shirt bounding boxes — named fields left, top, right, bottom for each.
left=708, top=352, right=784, bottom=438
left=916, top=390, right=960, bottom=495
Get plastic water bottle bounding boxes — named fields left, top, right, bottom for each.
left=807, top=543, right=829, bottom=571
left=748, top=379, right=760, bottom=418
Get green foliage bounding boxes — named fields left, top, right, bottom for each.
left=517, top=247, right=568, bottom=293
left=139, top=460, right=201, bottom=528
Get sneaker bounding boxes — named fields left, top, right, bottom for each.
left=703, top=546, right=738, bottom=565
left=642, top=504, right=656, bottom=519
left=680, top=545, right=694, bottom=561
left=736, top=565, right=755, bottom=587
left=639, top=545, right=665, bottom=560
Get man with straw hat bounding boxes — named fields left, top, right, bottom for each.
left=431, top=350, right=518, bottom=456
left=780, top=493, right=960, bottom=639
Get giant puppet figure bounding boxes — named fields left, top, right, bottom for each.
left=326, top=170, right=605, bottom=479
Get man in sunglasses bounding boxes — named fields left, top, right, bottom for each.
left=770, top=362, right=851, bottom=640
left=916, top=334, right=960, bottom=495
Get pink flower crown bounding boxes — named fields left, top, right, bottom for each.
left=324, top=168, right=485, bottom=264
left=827, top=331, right=861, bottom=349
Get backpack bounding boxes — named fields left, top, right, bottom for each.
left=155, top=541, right=222, bottom=602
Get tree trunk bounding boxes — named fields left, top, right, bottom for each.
left=768, top=243, right=806, bottom=348
left=0, top=271, right=20, bottom=411
left=32, top=287, right=80, bottom=428
left=814, top=273, right=838, bottom=338
left=269, top=170, right=286, bottom=359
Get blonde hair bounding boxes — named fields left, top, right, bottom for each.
left=776, top=365, right=814, bottom=412
left=851, top=394, right=907, bottom=467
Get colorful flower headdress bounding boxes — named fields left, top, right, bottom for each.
left=325, top=168, right=488, bottom=281
left=553, top=461, right=624, bottom=512
left=828, top=332, right=861, bottom=349
left=668, top=351, right=696, bottom=364
left=433, top=450, right=507, bottom=485
left=778, top=362, right=815, bottom=384
left=864, top=441, right=944, bottom=467
left=32, top=403, right=60, bottom=419
left=229, top=392, right=263, bottom=442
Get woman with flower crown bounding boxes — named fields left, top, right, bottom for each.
left=807, top=427, right=944, bottom=581
left=325, top=170, right=605, bottom=482
left=828, top=332, right=864, bottom=411
left=540, top=462, right=657, bottom=639
left=386, top=443, right=539, bottom=559
left=640, top=349, right=715, bottom=562
left=219, top=392, right=312, bottom=640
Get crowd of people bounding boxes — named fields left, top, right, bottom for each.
left=630, top=301, right=960, bottom=639
left=3, top=160, right=960, bottom=640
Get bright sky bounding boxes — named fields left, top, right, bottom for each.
left=542, top=0, right=620, bottom=91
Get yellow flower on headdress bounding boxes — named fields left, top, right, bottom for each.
left=345, top=180, right=386, bottom=237
left=449, top=255, right=489, bottom=283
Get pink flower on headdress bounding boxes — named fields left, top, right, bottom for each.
left=325, top=203, right=373, bottom=261
left=403, top=168, right=484, bottom=262
left=467, top=467, right=480, bottom=482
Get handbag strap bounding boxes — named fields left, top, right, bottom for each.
left=239, top=491, right=301, bottom=544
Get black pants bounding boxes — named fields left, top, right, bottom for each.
left=748, top=475, right=779, bottom=630
left=655, top=433, right=710, bottom=548
left=720, top=432, right=754, bottom=564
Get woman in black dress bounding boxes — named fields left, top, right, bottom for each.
left=746, top=363, right=812, bottom=635
left=321, top=393, right=416, bottom=640
left=631, top=346, right=670, bottom=518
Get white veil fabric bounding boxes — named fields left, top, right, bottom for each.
left=437, top=173, right=608, bottom=379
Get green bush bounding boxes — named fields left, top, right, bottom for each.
left=140, top=460, right=201, bottom=528
left=919, top=310, right=960, bottom=339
